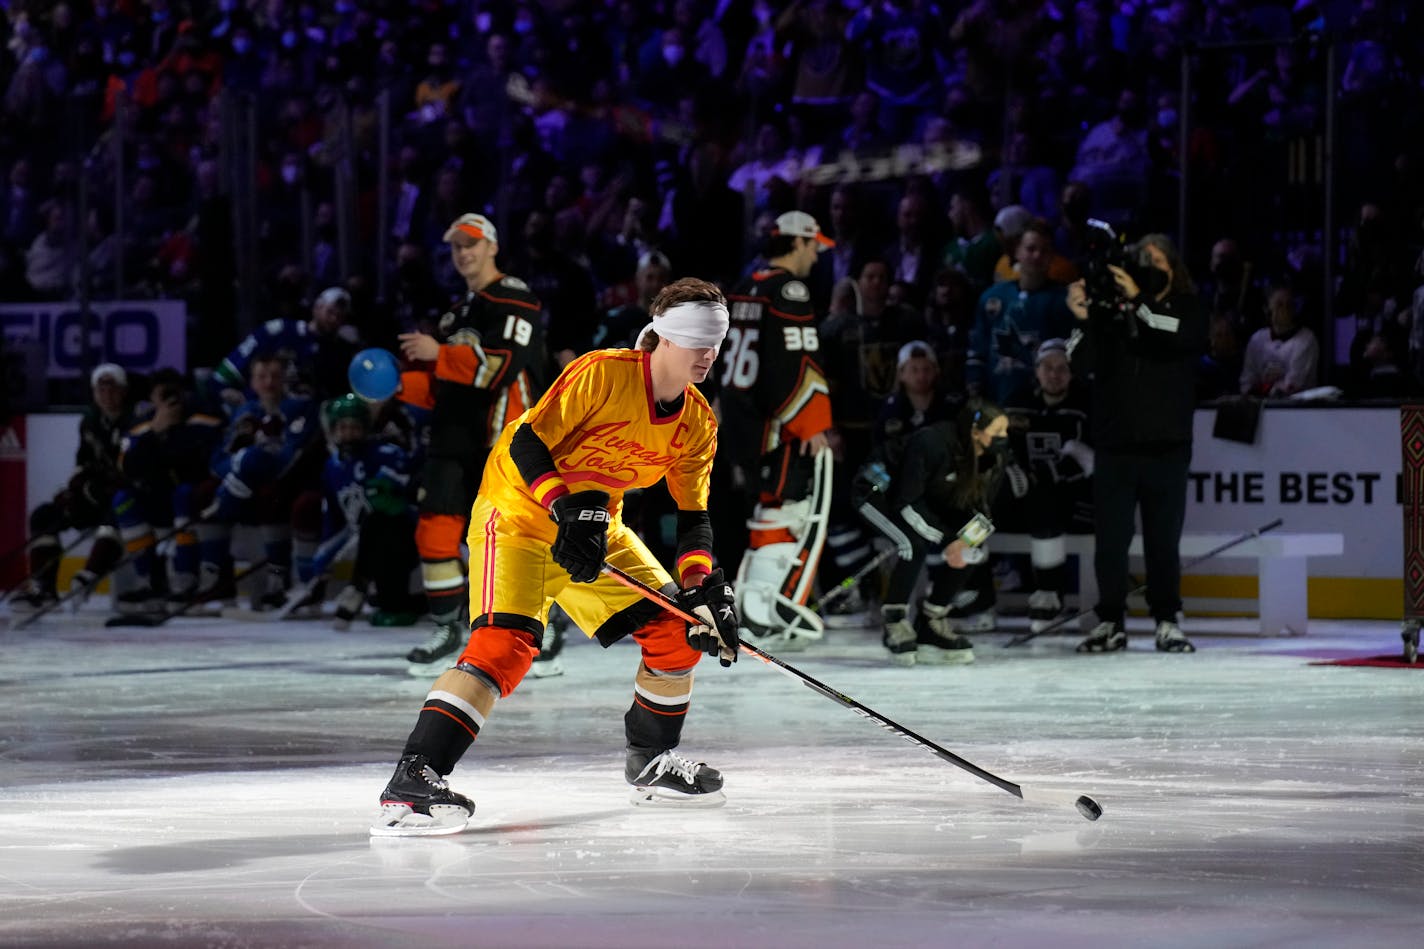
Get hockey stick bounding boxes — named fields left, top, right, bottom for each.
left=107, top=558, right=272, bottom=628
left=599, top=562, right=1103, bottom=822
left=0, top=528, right=97, bottom=604
left=810, top=547, right=896, bottom=614
left=12, top=520, right=198, bottom=630
left=1002, top=517, right=1286, bottom=648
left=270, top=528, right=359, bottom=621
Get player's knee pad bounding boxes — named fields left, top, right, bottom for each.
left=456, top=625, right=536, bottom=697
left=416, top=513, right=466, bottom=562
left=736, top=446, right=833, bottom=640
left=633, top=614, right=702, bottom=672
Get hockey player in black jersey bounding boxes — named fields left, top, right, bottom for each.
left=1004, top=338, right=1094, bottom=633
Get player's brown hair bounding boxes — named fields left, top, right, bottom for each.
left=639, top=278, right=726, bottom=351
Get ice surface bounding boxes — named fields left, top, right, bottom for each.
left=0, top=608, right=1419, bottom=948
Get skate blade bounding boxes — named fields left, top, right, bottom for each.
left=407, top=658, right=459, bottom=678
left=887, top=651, right=917, bottom=667
left=821, top=612, right=874, bottom=630
left=628, top=786, right=727, bottom=808
left=527, top=658, right=565, bottom=678
left=369, top=803, right=470, bottom=837
left=915, top=647, right=975, bottom=666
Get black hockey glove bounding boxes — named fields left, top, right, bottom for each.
left=550, top=490, right=612, bottom=583
left=677, top=568, right=740, bottom=667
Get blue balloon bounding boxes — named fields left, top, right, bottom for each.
left=348, top=348, right=401, bottom=402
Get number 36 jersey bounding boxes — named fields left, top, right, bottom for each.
left=719, top=267, right=833, bottom=467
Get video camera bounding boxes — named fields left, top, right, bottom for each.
left=1081, top=219, right=1167, bottom=329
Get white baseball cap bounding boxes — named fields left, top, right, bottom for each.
left=773, top=210, right=835, bottom=249
left=90, top=363, right=127, bottom=388
left=443, top=212, right=498, bottom=245
left=896, top=340, right=938, bottom=370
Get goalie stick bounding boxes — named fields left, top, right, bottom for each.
left=600, top=562, right=1103, bottom=822
left=1002, top=518, right=1286, bottom=649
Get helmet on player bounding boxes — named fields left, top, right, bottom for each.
left=348, top=348, right=401, bottom=402
left=325, top=393, right=370, bottom=449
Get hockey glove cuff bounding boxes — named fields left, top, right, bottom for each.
left=550, top=490, right=612, bottom=583
left=678, top=568, right=740, bottom=667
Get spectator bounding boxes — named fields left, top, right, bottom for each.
left=1240, top=287, right=1319, bottom=397
left=1200, top=237, right=1265, bottom=333
left=25, top=200, right=71, bottom=299
left=1353, top=324, right=1410, bottom=399
left=1197, top=316, right=1246, bottom=402
left=2, top=158, right=40, bottom=247
left=883, top=190, right=935, bottom=303
left=518, top=208, right=597, bottom=370
left=1068, top=88, right=1150, bottom=229
left=967, top=221, right=1076, bottom=404
left=840, top=90, right=891, bottom=153
left=942, top=182, right=997, bottom=293
left=598, top=250, right=671, bottom=350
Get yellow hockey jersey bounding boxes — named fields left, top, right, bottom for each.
left=481, top=349, right=718, bottom=559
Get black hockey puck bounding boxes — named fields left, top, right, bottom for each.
left=1075, top=795, right=1103, bottom=821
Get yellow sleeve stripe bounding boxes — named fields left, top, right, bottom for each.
left=529, top=472, right=570, bottom=508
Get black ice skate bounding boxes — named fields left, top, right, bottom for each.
left=528, top=616, right=566, bottom=679
left=915, top=604, right=975, bottom=665
left=626, top=748, right=726, bottom=808
left=880, top=604, right=917, bottom=666
left=1027, top=590, right=1064, bottom=634
left=370, top=754, right=475, bottom=837
left=406, top=620, right=463, bottom=676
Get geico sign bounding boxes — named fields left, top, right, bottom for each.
left=0, top=304, right=182, bottom=372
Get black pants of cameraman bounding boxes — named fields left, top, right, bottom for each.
left=1092, top=444, right=1190, bottom=626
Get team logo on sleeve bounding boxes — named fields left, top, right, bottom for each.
left=782, top=280, right=810, bottom=302
left=500, top=276, right=530, bottom=291
left=438, top=310, right=457, bottom=334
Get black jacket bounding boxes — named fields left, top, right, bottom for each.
left=1073, top=291, right=1206, bottom=451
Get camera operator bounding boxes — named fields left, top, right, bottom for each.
left=1066, top=230, right=1206, bottom=653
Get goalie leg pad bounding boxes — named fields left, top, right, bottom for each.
left=735, top=447, right=833, bottom=645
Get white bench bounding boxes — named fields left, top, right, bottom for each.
left=991, top=531, right=1344, bottom=636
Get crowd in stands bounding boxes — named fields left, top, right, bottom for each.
left=2, top=0, right=1423, bottom=402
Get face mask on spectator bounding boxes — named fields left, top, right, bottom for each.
left=281, top=164, right=301, bottom=185
left=475, top=12, right=493, bottom=32
left=513, top=16, right=533, bottom=34
left=1157, top=108, right=1178, bottom=129
left=663, top=45, right=685, bottom=66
